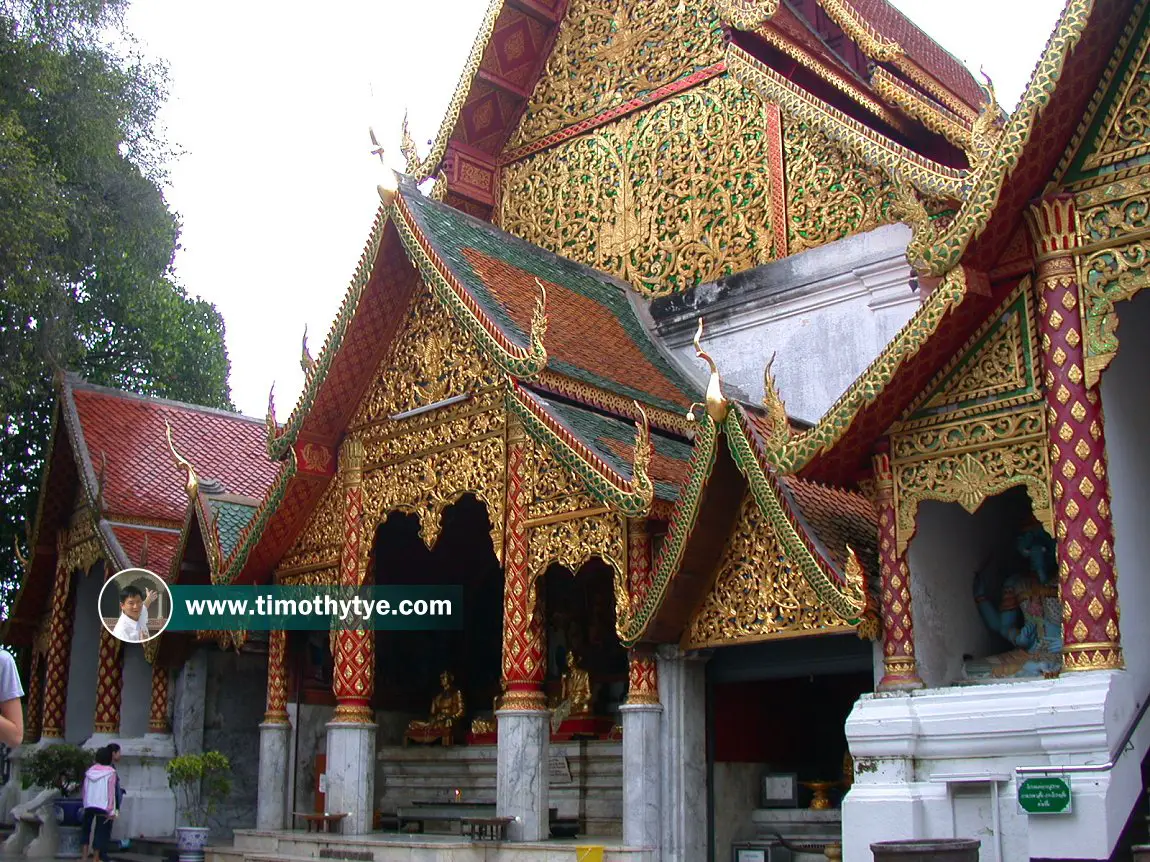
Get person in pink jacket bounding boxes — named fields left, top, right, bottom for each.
left=80, top=748, right=118, bottom=862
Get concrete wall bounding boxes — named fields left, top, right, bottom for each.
left=711, top=762, right=760, bottom=862
left=906, top=493, right=1027, bottom=688
left=203, top=648, right=265, bottom=837
left=119, top=645, right=154, bottom=738
left=64, top=567, right=103, bottom=744
left=648, top=223, right=918, bottom=424
left=1101, top=292, right=1150, bottom=693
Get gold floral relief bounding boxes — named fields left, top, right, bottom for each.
left=783, top=117, right=896, bottom=254
left=892, top=406, right=1053, bottom=556
left=277, top=480, right=343, bottom=576
left=506, top=0, right=724, bottom=148
left=360, top=433, right=506, bottom=567
left=350, top=283, right=500, bottom=426
left=500, top=74, right=778, bottom=296
left=526, top=510, right=627, bottom=627
left=1084, top=28, right=1150, bottom=169
left=685, top=492, right=851, bottom=649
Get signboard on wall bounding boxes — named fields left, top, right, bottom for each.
left=1018, top=777, right=1072, bottom=814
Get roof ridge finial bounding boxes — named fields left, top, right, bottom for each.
left=13, top=536, right=29, bottom=571
left=630, top=400, right=654, bottom=513
left=370, top=126, right=399, bottom=206
left=301, top=325, right=316, bottom=376
left=691, top=318, right=729, bottom=424
left=165, top=421, right=199, bottom=500
left=970, top=67, right=1005, bottom=163
left=265, top=383, right=278, bottom=453
left=763, top=352, right=791, bottom=448
left=527, top=278, right=550, bottom=376
left=400, top=110, right=422, bottom=175
left=139, top=532, right=150, bottom=569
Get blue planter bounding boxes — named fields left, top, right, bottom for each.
left=54, top=797, right=84, bottom=826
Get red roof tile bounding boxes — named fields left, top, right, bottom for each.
left=68, top=382, right=280, bottom=525
left=109, top=526, right=183, bottom=580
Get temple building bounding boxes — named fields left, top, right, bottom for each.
left=4, top=0, right=1150, bottom=860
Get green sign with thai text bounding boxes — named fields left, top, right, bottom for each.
left=1018, top=777, right=1072, bottom=814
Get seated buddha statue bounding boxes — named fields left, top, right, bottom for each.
left=559, top=651, right=592, bottom=716
left=406, top=671, right=465, bottom=743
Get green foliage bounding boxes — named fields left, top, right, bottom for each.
left=21, top=743, right=93, bottom=796
left=0, top=0, right=234, bottom=615
left=166, top=751, right=231, bottom=828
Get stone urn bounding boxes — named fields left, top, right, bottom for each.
left=175, top=826, right=211, bottom=862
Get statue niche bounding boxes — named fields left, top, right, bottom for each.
left=962, top=521, right=1062, bottom=681
left=405, top=670, right=465, bottom=746
left=550, top=651, right=612, bottom=740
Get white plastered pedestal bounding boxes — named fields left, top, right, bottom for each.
left=842, top=670, right=1148, bottom=862
left=620, top=702, right=662, bottom=850
left=256, top=721, right=291, bottom=830
left=323, top=720, right=377, bottom=835
left=496, top=708, right=550, bottom=842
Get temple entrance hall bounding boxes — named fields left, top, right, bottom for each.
left=706, top=635, right=874, bottom=862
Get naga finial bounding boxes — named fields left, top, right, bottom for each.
left=844, top=545, right=868, bottom=615
left=370, top=126, right=398, bottom=205
left=400, top=111, right=421, bottom=175
left=692, top=318, right=729, bottom=424
left=301, top=325, right=316, bottom=376
left=526, top=278, right=550, bottom=376
left=631, top=400, right=654, bottom=509
left=970, top=67, right=1004, bottom=163
left=265, top=383, right=278, bottom=449
left=763, top=353, right=791, bottom=447
left=165, top=421, right=199, bottom=500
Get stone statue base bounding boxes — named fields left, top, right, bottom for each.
left=551, top=715, right=614, bottom=741
left=466, top=730, right=497, bottom=745
left=404, top=725, right=456, bottom=746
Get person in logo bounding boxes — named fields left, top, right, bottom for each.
left=111, top=585, right=158, bottom=642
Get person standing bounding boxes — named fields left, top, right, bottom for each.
left=81, top=747, right=117, bottom=862
left=0, top=648, right=24, bottom=747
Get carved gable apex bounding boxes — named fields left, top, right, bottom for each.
left=1079, top=8, right=1150, bottom=173
left=897, top=281, right=1041, bottom=430
left=504, top=0, right=725, bottom=151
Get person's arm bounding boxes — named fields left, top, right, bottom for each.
left=0, top=698, right=23, bottom=747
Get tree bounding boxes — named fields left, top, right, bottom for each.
left=0, top=0, right=233, bottom=617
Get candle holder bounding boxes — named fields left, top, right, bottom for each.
left=802, top=780, right=835, bottom=810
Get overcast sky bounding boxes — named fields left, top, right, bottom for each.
left=122, top=0, right=1067, bottom=420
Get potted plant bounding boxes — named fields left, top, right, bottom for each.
left=166, top=751, right=231, bottom=854
left=21, top=743, right=92, bottom=825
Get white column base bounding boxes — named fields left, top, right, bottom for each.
left=496, top=708, right=549, bottom=841
left=657, top=647, right=708, bottom=862
left=843, top=670, right=1147, bottom=862
left=112, top=735, right=177, bottom=840
left=621, top=703, right=662, bottom=850
left=323, top=720, right=376, bottom=835
left=257, top=721, right=292, bottom=831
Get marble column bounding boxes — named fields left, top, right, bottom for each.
left=40, top=549, right=76, bottom=740
left=873, top=447, right=924, bottom=690
left=92, top=629, right=124, bottom=734
left=1025, top=196, right=1124, bottom=672
left=621, top=648, right=661, bottom=850
left=258, top=630, right=291, bottom=830
left=657, top=646, right=708, bottom=862
left=325, top=439, right=376, bottom=835
left=22, top=648, right=43, bottom=744
left=497, top=415, right=549, bottom=841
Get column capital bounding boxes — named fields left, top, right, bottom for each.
left=1024, top=195, right=1078, bottom=262
left=339, top=437, right=365, bottom=483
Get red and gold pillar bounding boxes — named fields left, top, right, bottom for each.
left=1026, top=196, right=1123, bottom=672
left=627, top=518, right=654, bottom=613
left=41, top=547, right=76, bottom=740
left=333, top=438, right=374, bottom=721
left=264, top=629, right=289, bottom=724
left=22, top=648, right=43, bottom=744
left=148, top=663, right=171, bottom=734
left=874, top=448, right=924, bottom=690
left=92, top=629, right=123, bottom=734
left=499, top=416, right=547, bottom=710
left=626, top=648, right=659, bottom=705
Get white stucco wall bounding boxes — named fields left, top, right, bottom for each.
left=1100, top=292, right=1150, bottom=694
left=648, top=223, right=919, bottom=424
left=119, top=644, right=154, bottom=738
left=64, top=567, right=103, bottom=744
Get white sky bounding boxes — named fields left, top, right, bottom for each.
left=121, top=0, right=1067, bottom=420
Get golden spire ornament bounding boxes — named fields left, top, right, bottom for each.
left=165, top=421, right=199, bottom=500
left=370, top=126, right=398, bottom=206
left=690, top=318, right=729, bottom=424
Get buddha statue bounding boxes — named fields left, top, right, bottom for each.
left=559, top=651, right=592, bottom=716
left=406, top=671, right=465, bottom=741
left=963, top=524, right=1062, bottom=681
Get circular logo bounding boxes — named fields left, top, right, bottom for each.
left=99, top=569, right=173, bottom=644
